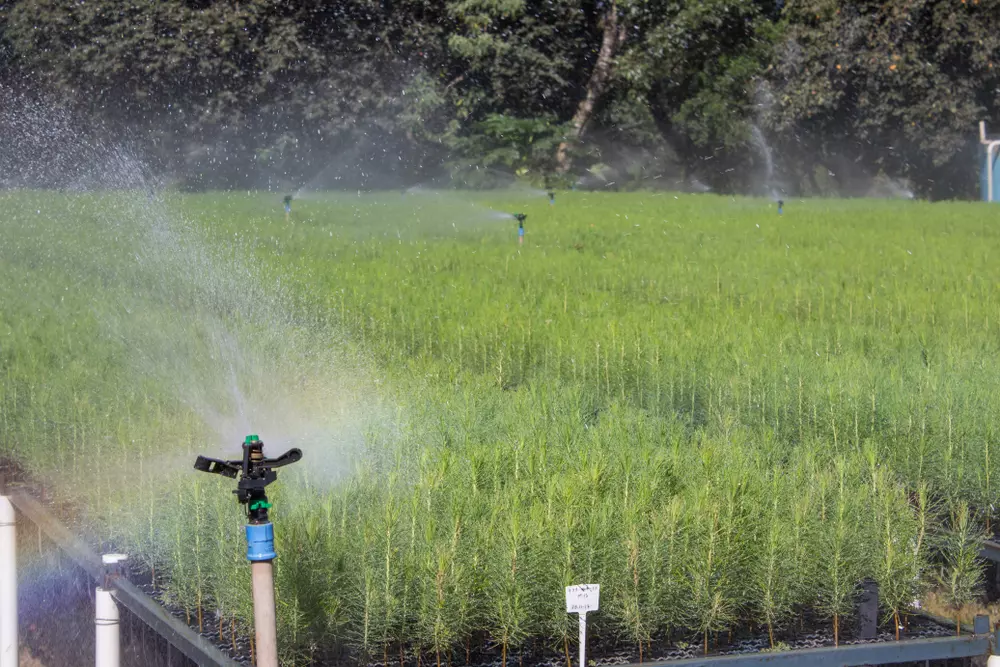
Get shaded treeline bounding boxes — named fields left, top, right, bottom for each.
left=0, top=0, right=998, bottom=197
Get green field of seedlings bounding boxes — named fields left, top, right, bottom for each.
left=2, top=190, right=999, bottom=664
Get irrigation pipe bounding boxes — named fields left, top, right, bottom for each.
left=980, top=121, right=1000, bottom=202
left=0, top=497, right=16, bottom=667
left=95, top=586, right=120, bottom=667
left=5, top=488, right=240, bottom=667
left=622, top=631, right=994, bottom=667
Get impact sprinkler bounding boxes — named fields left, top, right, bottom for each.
left=548, top=191, right=555, bottom=205
left=283, top=195, right=293, bottom=222
left=194, top=435, right=302, bottom=667
left=514, top=213, right=527, bottom=245
left=777, top=200, right=784, bottom=215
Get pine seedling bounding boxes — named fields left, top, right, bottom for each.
left=611, top=504, right=656, bottom=662
left=872, top=470, right=923, bottom=639
left=379, top=488, right=403, bottom=661
left=815, top=463, right=869, bottom=646
left=655, top=495, right=691, bottom=644
left=686, top=489, right=739, bottom=654
left=351, top=516, right=384, bottom=660
left=536, top=480, right=579, bottom=667
left=936, top=501, right=986, bottom=634
left=754, top=493, right=798, bottom=648
left=486, top=494, right=537, bottom=667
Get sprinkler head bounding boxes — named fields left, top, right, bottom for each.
left=194, top=435, right=302, bottom=522
left=514, top=213, right=527, bottom=223
left=283, top=195, right=293, bottom=205
left=777, top=200, right=784, bottom=214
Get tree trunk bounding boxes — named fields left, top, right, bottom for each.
left=555, top=0, right=625, bottom=173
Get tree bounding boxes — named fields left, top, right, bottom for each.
left=1, top=0, right=453, bottom=188
left=555, top=0, right=625, bottom=173
left=592, top=0, right=780, bottom=191
left=766, top=0, right=1000, bottom=198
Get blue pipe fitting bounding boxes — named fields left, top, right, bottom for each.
left=245, top=522, right=276, bottom=561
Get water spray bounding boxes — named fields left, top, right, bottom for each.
left=194, top=435, right=302, bottom=667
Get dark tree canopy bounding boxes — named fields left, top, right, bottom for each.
left=1, top=0, right=997, bottom=197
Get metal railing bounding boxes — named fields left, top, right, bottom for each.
left=3, top=488, right=240, bottom=667
left=621, top=631, right=994, bottom=667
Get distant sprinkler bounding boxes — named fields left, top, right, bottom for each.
left=283, top=195, right=293, bottom=222
left=514, top=213, right=527, bottom=245
left=548, top=191, right=555, bottom=205
left=777, top=200, right=784, bottom=215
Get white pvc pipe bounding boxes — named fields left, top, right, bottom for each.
left=978, top=122, right=1000, bottom=203
left=95, top=587, right=120, bottom=667
left=0, top=497, right=17, bottom=667
left=986, top=141, right=1000, bottom=203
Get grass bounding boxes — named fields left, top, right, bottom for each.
left=2, top=189, right=1000, bottom=663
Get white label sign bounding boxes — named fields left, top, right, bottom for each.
left=565, top=584, right=600, bottom=613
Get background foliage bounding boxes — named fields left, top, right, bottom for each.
left=2, top=0, right=998, bottom=196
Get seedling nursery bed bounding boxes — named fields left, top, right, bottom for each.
left=2, top=456, right=978, bottom=667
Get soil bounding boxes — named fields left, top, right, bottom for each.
left=19, top=647, right=46, bottom=667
